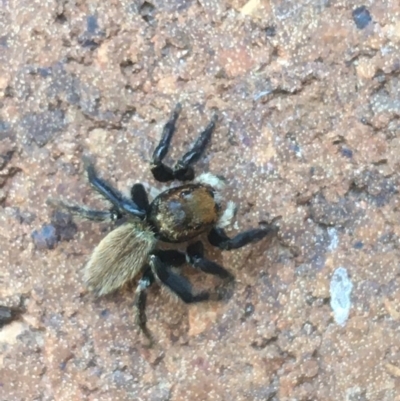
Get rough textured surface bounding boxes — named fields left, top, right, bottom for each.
left=1, top=1, right=400, bottom=400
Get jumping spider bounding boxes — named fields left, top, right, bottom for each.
left=48, top=104, right=277, bottom=344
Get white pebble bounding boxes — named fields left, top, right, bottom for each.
left=330, top=267, right=353, bottom=326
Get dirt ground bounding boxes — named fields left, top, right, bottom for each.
left=1, top=1, right=400, bottom=400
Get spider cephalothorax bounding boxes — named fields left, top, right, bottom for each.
left=48, top=104, right=278, bottom=344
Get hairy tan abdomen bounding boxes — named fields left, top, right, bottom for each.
left=84, top=221, right=156, bottom=296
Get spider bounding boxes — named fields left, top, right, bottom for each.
left=48, top=104, right=278, bottom=344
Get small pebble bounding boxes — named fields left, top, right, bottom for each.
left=352, top=6, right=372, bottom=29
left=31, top=225, right=58, bottom=250
left=330, top=267, right=353, bottom=326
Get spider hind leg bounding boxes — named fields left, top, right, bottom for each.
left=186, top=241, right=233, bottom=280
left=149, top=255, right=210, bottom=303
left=134, top=267, right=156, bottom=346
left=208, top=224, right=279, bottom=251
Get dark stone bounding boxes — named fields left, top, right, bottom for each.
left=47, top=63, right=82, bottom=105
left=20, top=109, right=66, bottom=147
left=243, top=303, right=255, bottom=318
left=0, top=151, right=14, bottom=170
left=77, top=15, right=104, bottom=49
left=341, top=147, right=353, bottom=158
left=351, top=169, right=398, bottom=207
left=309, top=195, right=350, bottom=227
left=37, top=67, right=52, bottom=78
left=12, top=208, right=36, bottom=224
left=353, top=241, right=364, bottom=249
left=0, top=35, right=8, bottom=47
left=0, top=120, right=12, bottom=140
left=265, top=26, right=276, bottom=37
left=140, top=2, right=156, bottom=24
left=79, top=39, right=99, bottom=50
left=100, top=309, right=110, bottom=318
left=0, top=305, right=23, bottom=328
left=51, top=211, right=78, bottom=242
left=0, top=121, right=10, bottom=133
left=31, top=225, right=58, bottom=250
left=352, top=6, right=372, bottom=29
left=86, top=15, right=99, bottom=34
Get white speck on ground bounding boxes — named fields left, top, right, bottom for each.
left=330, top=267, right=353, bottom=326
left=327, top=227, right=339, bottom=251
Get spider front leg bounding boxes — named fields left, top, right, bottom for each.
left=130, top=183, right=150, bottom=213
left=46, top=198, right=119, bottom=222
left=150, top=104, right=217, bottom=182
left=83, top=157, right=146, bottom=219
left=151, top=103, right=182, bottom=182
left=173, top=114, right=217, bottom=181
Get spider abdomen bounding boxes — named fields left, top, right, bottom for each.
left=84, top=221, right=156, bottom=296
left=148, top=184, right=220, bottom=242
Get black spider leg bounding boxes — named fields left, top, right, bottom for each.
left=152, top=249, right=186, bottom=267
left=134, top=251, right=208, bottom=345
left=46, top=198, right=119, bottom=222
left=134, top=266, right=156, bottom=345
left=153, top=247, right=234, bottom=279
left=83, top=157, right=146, bottom=219
left=154, top=247, right=232, bottom=281
left=155, top=247, right=233, bottom=301
left=149, top=254, right=210, bottom=304
left=186, top=241, right=235, bottom=301
left=151, top=103, right=182, bottom=182
left=173, top=114, right=218, bottom=181
left=186, top=241, right=233, bottom=280
left=130, top=183, right=150, bottom=213
left=208, top=224, right=279, bottom=250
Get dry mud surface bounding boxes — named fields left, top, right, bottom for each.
left=1, top=1, right=400, bottom=400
